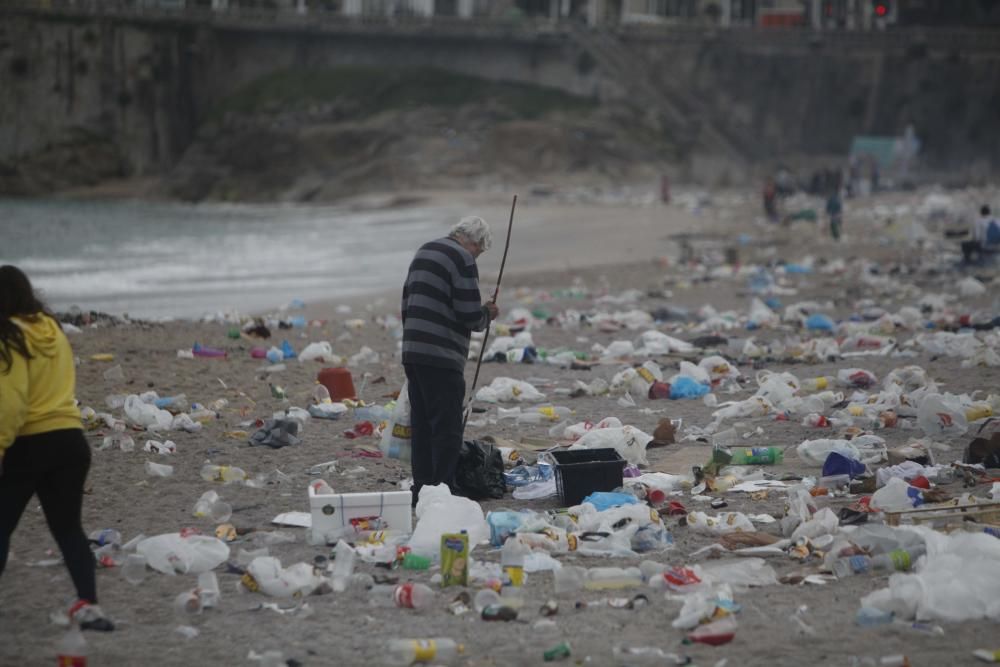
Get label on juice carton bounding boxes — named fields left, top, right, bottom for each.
left=440, top=532, right=469, bottom=587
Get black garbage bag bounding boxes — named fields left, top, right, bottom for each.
left=964, top=418, right=1000, bottom=468
left=452, top=439, right=507, bottom=500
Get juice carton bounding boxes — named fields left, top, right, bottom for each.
left=440, top=531, right=469, bottom=587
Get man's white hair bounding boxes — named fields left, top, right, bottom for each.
left=449, top=216, right=492, bottom=252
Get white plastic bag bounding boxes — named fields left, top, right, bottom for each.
left=298, top=341, right=335, bottom=363
left=860, top=531, right=1000, bottom=622
left=379, top=381, right=412, bottom=461
left=916, top=393, right=969, bottom=437
left=570, top=425, right=652, bottom=466
left=635, top=330, right=694, bottom=355
left=796, top=438, right=863, bottom=466
left=124, top=394, right=173, bottom=431
left=610, top=362, right=662, bottom=396
left=474, top=377, right=545, bottom=403
left=870, top=477, right=923, bottom=512
left=695, top=558, right=778, bottom=588
left=408, top=484, right=489, bottom=559
left=136, top=533, right=230, bottom=575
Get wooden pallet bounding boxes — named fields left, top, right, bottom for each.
left=883, top=500, right=1000, bottom=529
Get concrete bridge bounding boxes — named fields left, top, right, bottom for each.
left=5, top=0, right=999, bottom=51
left=2, top=0, right=998, bottom=185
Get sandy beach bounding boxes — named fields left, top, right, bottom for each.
left=2, top=185, right=999, bottom=667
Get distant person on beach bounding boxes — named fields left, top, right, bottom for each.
left=0, top=266, right=114, bottom=631
left=826, top=190, right=843, bottom=241
left=401, top=217, right=499, bottom=506
left=961, top=205, right=1000, bottom=264
left=763, top=178, right=779, bottom=223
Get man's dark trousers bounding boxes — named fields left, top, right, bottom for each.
left=404, top=363, right=466, bottom=506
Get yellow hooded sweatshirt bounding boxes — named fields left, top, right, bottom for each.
left=0, top=314, right=81, bottom=458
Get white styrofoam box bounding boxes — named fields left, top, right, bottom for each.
left=308, top=486, right=412, bottom=542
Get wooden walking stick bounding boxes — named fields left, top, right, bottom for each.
left=464, top=194, right=517, bottom=429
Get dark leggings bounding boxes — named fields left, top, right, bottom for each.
left=0, top=428, right=96, bottom=603
left=404, top=363, right=466, bottom=505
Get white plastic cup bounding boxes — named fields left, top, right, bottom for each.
left=197, top=572, right=221, bottom=608
left=210, top=501, right=233, bottom=524
left=145, top=461, right=174, bottom=477
left=473, top=588, right=501, bottom=613
left=122, top=553, right=148, bottom=585
left=173, top=589, right=203, bottom=615
left=553, top=566, right=586, bottom=595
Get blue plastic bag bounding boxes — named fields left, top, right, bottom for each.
left=486, top=510, right=526, bottom=546
left=806, top=314, right=835, bottom=331
left=670, top=376, right=711, bottom=400
left=582, top=491, right=639, bottom=512
left=822, top=451, right=866, bottom=479
left=280, top=339, right=297, bottom=359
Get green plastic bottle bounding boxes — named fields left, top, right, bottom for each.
left=728, top=446, right=784, bottom=465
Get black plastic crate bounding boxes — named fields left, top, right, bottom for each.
left=550, top=448, right=627, bottom=507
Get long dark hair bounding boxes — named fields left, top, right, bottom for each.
left=0, top=265, right=54, bottom=372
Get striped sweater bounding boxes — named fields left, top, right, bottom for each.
left=401, top=237, right=489, bottom=372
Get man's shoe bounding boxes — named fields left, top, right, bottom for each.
left=69, top=600, right=115, bottom=632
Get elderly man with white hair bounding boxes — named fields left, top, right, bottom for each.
left=400, top=216, right=500, bottom=505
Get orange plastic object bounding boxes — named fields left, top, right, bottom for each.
left=318, top=367, right=356, bottom=401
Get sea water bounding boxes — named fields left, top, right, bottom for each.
left=0, top=197, right=458, bottom=319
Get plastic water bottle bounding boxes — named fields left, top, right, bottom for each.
left=192, top=343, right=227, bottom=358
left=800, top=376, right=835, bottom=392
left=515, top=412, right=544, bottom=425
left=393, top=583, right=435, bottom=610
left=727, top=446, right=784, bottom=465
left=88, top=529, right=122, bottom=547
left=833, top=547, right=924, bottom=578
left=855, top=607, right=894, bottom=626
left=331, top=540, right=356, bottom=592
left=200, top=464, right=246, bottom=483
left=56, top=627, right=88, bottom=666
left=145, top=461, right=174, bottom=477
left=385, top=638, right=461, bottom=666
left=192, top=490, right=232, bottom=522
left=500, top=539, right=527, bottom=587
left=553, top=566, right=586, bottom=594
left=584, top=567, right=643, bottom=590
left=354, top=405, right=389, bottom=422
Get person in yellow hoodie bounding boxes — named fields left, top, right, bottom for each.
left=0, top=265, right=113, bottom=631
